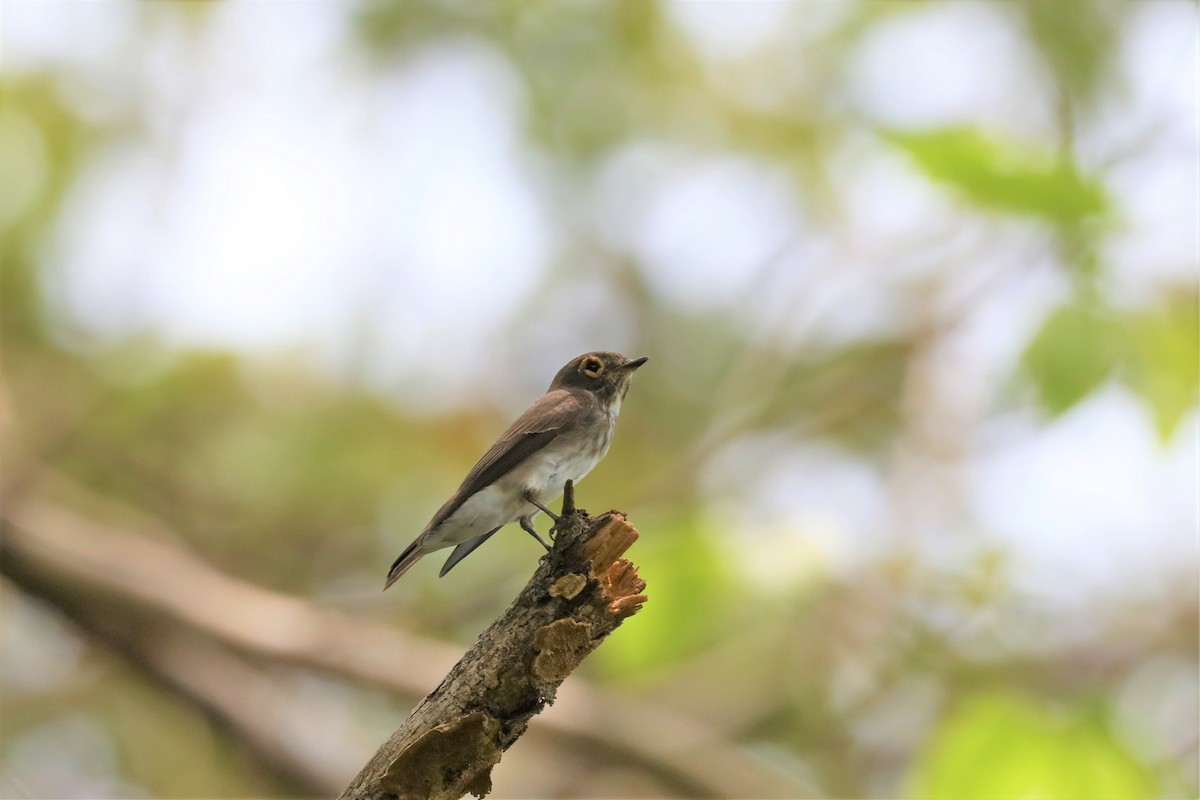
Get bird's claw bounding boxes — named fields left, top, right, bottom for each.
left=522, top=482, right=576, bottom=546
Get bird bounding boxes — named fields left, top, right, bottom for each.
left=383, top=351, right=648, bottom=588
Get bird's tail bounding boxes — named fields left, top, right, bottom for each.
left=383, top=539, right=424, bottom=590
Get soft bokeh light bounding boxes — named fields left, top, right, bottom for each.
left=2, top=2, right=1195, bottom=798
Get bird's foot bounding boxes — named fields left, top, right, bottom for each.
left=523, top=481, right=579, bottom=542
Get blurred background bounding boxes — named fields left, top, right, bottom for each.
left=1, top=1, right=1196, bottom=798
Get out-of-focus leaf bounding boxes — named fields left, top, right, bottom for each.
left=1022, top=294, right=1198, bottom=433
left=1021, top=303, right=1123, bottom=415
left=1124, top=291, right=1199, bottom=439
left=1021, top=0, right=1119, bottom=109
left=886, top=127, right=1108, bottom=225
left=1, top=76, right=104, bottom=350
left=905, top=693, right=1157, bottom=800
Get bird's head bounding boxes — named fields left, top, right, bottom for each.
left=549, top=351, right=648, bottom=404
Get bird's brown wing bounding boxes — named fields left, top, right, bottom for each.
left=424, top=389, right=587, bottom=531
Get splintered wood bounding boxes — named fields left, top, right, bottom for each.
left=584, top=513, right=647, bottom=620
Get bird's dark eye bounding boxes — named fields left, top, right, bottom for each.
left=581, top=358, right=604, bottom=378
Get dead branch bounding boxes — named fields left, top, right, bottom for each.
left=340, top=492, right=648, bottom=800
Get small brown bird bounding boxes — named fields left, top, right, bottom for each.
left=384, top=351, right=648, bottom=588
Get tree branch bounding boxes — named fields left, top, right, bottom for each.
left=341, top=495, right=648, bottom=800
left=0, top=547, right=368, bottom=796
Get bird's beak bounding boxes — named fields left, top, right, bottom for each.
left=621, top=356, right=649, bottom=371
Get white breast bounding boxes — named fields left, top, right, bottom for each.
left=425, top=407, right=620, bottom=552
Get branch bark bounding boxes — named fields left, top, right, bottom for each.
left=341, top=486, right=648, bottom=800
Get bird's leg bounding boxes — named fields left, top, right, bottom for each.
left=521, top=488, right=564, bottom=545
left=522, top=489, right=561, bottom=522
left=518, top=514, right=552, bottom=551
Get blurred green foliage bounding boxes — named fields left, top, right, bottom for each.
left=1, top=1, right=1195, bottom=798
left=906, top=693, right=1156, bottom=800
left=1126, top=292, right=1200, bottom=438
left=595, top=516, right=733, bottom=679
left=1022, top=303, right=1125, bottom=416
left=1024, top=294, right=1199, bottom=437
left=887, top=127, right=1109, bottom=226
left=1021, top=0, right=1118, bottom=109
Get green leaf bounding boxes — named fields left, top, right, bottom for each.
left=1022, top=303, right=1124, bottom=415
left=886, top=127, right=1108, bottom=225
left=905, top=693, right=1157, bottom=800
left=1124, top=291, right=1200, bottom=439
left=1021, top=0, right=1119, bottom=109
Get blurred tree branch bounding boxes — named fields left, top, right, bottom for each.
left=0, top=471, right=808, bottom=798
left=0, top=529, right=366, bottom=796
left=342, top=494, right=648, bottom=800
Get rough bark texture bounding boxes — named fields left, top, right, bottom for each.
left=339, top=489, right=647, bottom=800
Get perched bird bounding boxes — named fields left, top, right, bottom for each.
left=383, top=351, right=648, bottom=588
